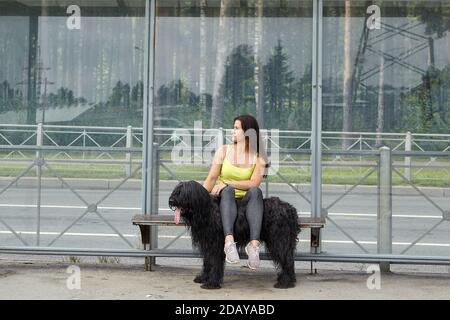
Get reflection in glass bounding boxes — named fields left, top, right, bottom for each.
left=155, top=0, right=313, bottom=132
left=0, top=1, right=146, bottom=128
left=323, top=1, right=450, bottom=147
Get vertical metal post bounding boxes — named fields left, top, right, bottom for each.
left=359, top=134, right=362, bottom=164
left=36, top=123, right=43, bottom=175
left=125, top=125, right=133, bottom=177
left=219, top=127, right=224, bottom=145
left=404, top=131, right=412, bottom=181
left=82, top=129, right=86, bottom=160
left=36, top=123, right=43, bottom=246
left=150, top=143, right=160, bottom=255
left=310, top=0, right=323, bottom=254
left=36, top=157, right=42, bottom=247
left=378, top=146, right=392, bottom=272
left=27, top=15, right=38, bottom=125
left=142, top=0, right=156, bottom=271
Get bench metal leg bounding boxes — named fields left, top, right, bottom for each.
left=145, top=256, right=151, bottom=271
left=145, top=256, right=156, bottom=271
left=310, top=261, right=318, bottom=275
left=310, top=227, right=322, bottom=254
left=143, top=242, right=156, bottom=271
left=140, top=225, right=156, bottom=271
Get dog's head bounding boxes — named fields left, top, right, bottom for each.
left=168, top=180, right=211, bottom=225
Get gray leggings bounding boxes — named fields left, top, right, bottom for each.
left=219, top=186, right=264, bottom=241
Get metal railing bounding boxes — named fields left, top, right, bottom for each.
left=2, top=123, right=450, bottom=151
left=0, top=129, right=450, bottom=268
left=152, top=146, right=450, bottom=269
left=0, top=144, right=142, bottom=249
left=2, top=123, right=450, bottom=182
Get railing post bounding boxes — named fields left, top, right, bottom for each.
left=219, top=127, right=224, bottom=145
left=311, top=0, right=323, bottom=254
left=125, top=125, right=133, bottom=177
left=35, top=123, right=44, bottom=246
left=147, top=142, right=159, bottom=270
left=359, top=134, right=362, bottom=163
left=36, top=123, right=43, bottom=176
left=405, top=131, right=412, bottom=181
left=82, top=129, right=86, bottom=160
left=378, top=146, right=392, bottom=273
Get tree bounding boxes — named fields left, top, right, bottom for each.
left=199, top=0, right=208, bottom=112
left=376, top=45, right=385, bottom=147
left=254, top=0, right=265, bottom=128
left=264, top=40, right=295, bottom=128
left=210, top=0, right=231, bottom=128
left=342, top=0, right=353, bottom=149
left=131, top=81, right=143, bottom=110
left=224, top=44, right=254, bottom=111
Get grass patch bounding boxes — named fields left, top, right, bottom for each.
left=0, top=153, right=449, bottom=187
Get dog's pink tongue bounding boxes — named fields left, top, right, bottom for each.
left=174, top=208, right=181, bottom=225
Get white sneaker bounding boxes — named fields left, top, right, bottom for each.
left=224, top=241, right=240, bottom=264
left=245, top=243, right=260, bottom=270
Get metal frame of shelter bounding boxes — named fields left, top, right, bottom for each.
left=1, top=0, right=450, bottom=270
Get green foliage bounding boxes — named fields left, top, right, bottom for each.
left=224, top=45, right=255, bottom=111
left=410, top=2, right=450, bottom=37
left=47, top=87, right=87, bottom=108
left=64, top=256, right=82, bottom=264
left=3, top=0, right=450, bottom=143
left=97, top=256, right=120, bottom=264
left=397, top=66, right=450, bottom=133
left=0, top=80, right=25, bottom=112
left=264, top=40, right=296, bottom=129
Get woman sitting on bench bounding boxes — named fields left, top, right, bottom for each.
left=202, top=114, right=267, bottom=270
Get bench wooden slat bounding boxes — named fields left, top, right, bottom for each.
left=132, top=214, right=325, bottom=228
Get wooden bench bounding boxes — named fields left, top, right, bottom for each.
left=132, top=214, right=326, bottom=270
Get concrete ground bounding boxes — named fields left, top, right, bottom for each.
left=1, top=256, right=450, bottom=300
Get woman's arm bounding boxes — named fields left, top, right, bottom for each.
left=203, top=145, right=226, bottom=193
left=223, top=156, right=266, bottom=190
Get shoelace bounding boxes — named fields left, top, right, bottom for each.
left=225, top=242, right=237, bottom=254
left=247, top=244, right=260, bottom=255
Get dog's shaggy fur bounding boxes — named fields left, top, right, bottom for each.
left=168, top=180, right=300, bottom=289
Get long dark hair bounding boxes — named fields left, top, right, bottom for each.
left=233, top=114, right=261, bottom=155
left=233, top=114, right=268, bottom=176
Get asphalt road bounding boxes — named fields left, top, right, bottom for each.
left=0, top=185, right=449, bottom=257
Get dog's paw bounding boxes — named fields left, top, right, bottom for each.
left=200, top=283, right=221, bottom=290
left=274, top=282, right=296, bottom=289
left=194, top=275, right=207, bottom=283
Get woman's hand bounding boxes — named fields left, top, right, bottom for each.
left=211, top=183, right=227, bottom=195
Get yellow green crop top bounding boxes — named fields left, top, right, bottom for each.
left=218, top=145, right=257, bottom=198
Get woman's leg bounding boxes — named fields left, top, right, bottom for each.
left=243, top=187, right=264, bottom=270
left=220, top=186, right=238, bottom=238
left=243, top=187, right=264, bottom=242
left=220, top=186, right=240, bottom=264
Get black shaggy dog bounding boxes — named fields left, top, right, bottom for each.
left=168, top=180, right=300, bottom=289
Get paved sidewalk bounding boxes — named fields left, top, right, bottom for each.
left=1, top=256, right=450, bottom=299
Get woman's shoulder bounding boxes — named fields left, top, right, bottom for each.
left=256, top=151, right=267, bottom=166
left=214, top=144, right=229, bottom=160
left=218, top=144, right=232, bottom=154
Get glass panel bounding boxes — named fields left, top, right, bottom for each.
left=154, top=0, right=313, bottom=252
left=322, top=0, right=450, bottom=256
left=0, top=0, right=146, bottom=249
